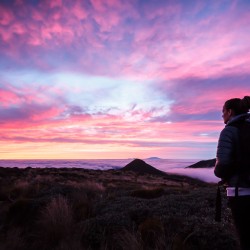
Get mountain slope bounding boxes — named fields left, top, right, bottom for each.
left=185, top=158, right=216, bottom=168
left=122, top=158, right=166, bottom=176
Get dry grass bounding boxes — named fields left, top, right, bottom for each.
left=138, top=217, right=166, bottom=249
left=0, top=167, right=241, bottom=250
left=114, top=230, right=143, bottom=250
left=37, top=195, right=74, bottom=247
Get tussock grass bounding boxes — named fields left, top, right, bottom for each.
left=0, top=167, right=241, bottom=250
left=36, top=195, right=74, bottom=248
left=113, top=229, right=142, bottom=250
left=139, top=217, right=166, bottom=249
left=8, top=180, right=36, bottom=200
left=69, top=190, right=94, bottom=221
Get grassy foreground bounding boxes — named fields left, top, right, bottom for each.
left=0, top=167, right=239, bottom=250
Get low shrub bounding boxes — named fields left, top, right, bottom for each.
left=0, top=228, right=25, bottom=250
left=5, top=198, right=41, bottom=228
left=131, top=188, right=165, bottom=199
left=0, top=168, right=241, bottom=250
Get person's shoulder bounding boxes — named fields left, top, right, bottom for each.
left=228, top=118, right=250, bottom=130
left=228, top=114, right=250, bottom=127
left=220, top=125, right=238, bottom=137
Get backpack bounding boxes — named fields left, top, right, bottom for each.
left=229, top=119, right=250, bottom=183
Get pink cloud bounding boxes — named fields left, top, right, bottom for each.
left=1, top=0, right=250, bottom=159
left=71, top=2, right=88, bottom=20
left=0, top=0, right=249, bottom=80
left=0, top=88, right=20, bottom=106
left=0, top=5, right=14, bottom=25
left=117, top=2, right=250, bottom=81
left=0, top=89, right=223, bottom=159
left=142, top=1, right=181, bottom=20
left=158, top=78, right=250, bottom=124
left=48, top=0, right=63, bottom=9
left=0, top=112, right=218, bottom=145
left=32, top=9, right=44, bottom=21
left=90, top=0, right=128, bottom=12
left=0, top=83, right=69, bottom=129
left=93, top=11, right=121, bottom=32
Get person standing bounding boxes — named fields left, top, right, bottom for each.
left=214, top=96, right=250, bottom=250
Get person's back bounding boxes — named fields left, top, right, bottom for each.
left=214, top=96, right=250, bottom=250
left=227, top=114, right=250, bottom=186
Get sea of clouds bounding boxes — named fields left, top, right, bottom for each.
left=0, top=158, right=219, bottom=183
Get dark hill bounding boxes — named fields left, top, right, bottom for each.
left=185, top=158, right=216, bottom=168
left=121, top=159, right=209, bottom=186
left=122, top=159, right=165, bottom=176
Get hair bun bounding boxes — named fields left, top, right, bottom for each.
left=241, top=96, right=250, bottom=111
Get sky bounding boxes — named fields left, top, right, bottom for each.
left=0, top=0, right=250, bottom=160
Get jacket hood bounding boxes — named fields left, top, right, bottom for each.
left=227, top=112, right=250, bottom=126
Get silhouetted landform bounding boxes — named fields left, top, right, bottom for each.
left=122, top=158, right=165, bottom=176
left=145, top=157, right=162, bottom=160
left=0, top=165, right=239, bottom=250
left=185, top=158, right=216, bottom=168
left=121, top=158, right=208, bottom=186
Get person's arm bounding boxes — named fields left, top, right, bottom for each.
left=214, top=126, right=238, bottom=180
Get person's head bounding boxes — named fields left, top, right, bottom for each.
left=222, top=96, right=250, bottom=124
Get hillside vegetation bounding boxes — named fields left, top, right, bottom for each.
left=0, top=163, right=239, bottom=250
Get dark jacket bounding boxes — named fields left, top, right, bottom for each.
left=214, top=113, right=250, bottom=187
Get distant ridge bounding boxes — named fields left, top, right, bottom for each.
left=121, top=159, right=165, bottom=176
left=185, top=158, right=216, bottom=168
left=145, top=157, right=161, bottom=160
